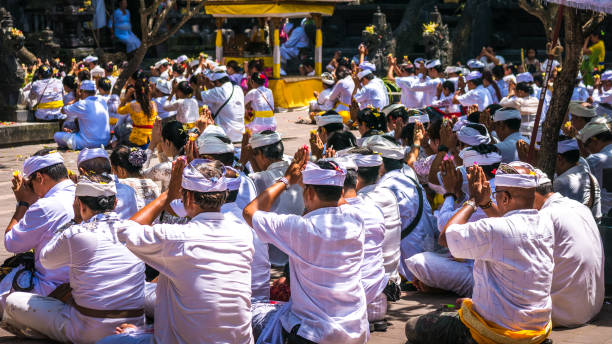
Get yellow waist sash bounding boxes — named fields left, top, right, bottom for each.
left=334, top=100, right=350, bottom=109
left=35, top=100, right=64, bottom=110
left=458, top=299, right=551, bottom=344
left=253, top=110, right=274, bottom=118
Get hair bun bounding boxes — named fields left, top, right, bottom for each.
left=127, top=148, right=147, bottom=168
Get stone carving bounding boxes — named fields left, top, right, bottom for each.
left=0, top=7, right=26, bottom=117
left=361, top=7, right=396, bottom=76
left=422, top=7, right=452, bottom=66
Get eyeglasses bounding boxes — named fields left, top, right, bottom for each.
left=493, top=190, right=512, bottom=199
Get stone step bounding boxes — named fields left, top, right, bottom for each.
left=0, top=122, right=58, bottom=148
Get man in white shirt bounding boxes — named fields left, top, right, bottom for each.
left=402, top=59, right=444, bottom=107
left=2, top=175, right=146, bottom=343
left=29, top=66, right=65, bottom=121
left=568, top=101, right=597, bottom=133
left=310, top=72, right=336, bottom=116
left=318, top=65, right=354, bottom=122
left=578, top=118, right=612, bottom=216
left=54, top=80, right=111, bottom=150
left=592, top=70, right=612, bottom=118
left=387, top=59, right=425, bottom=109
left=453, top=71, right=492, bottom=111
left=199, top=68, right=245, bottom=142
left=499, top=82, right=539, bottom=137
left=407, top=162, right=554, bottom=343
left=244, top=148, right=369, bottom=344
left=534, top=170, right=604, bottom=328
left=152, top=79, right=176, bottom=120
left=553, top=138, right=601, bottom=219
left=100, top=158, right=254, bottom=344
left=353, top=69, right=389, bottom=110
left=491, top=108, right=527, bottom=163
left=1, top=150, right=73, bottom=313
left=280, top=19, right=309, bottom=63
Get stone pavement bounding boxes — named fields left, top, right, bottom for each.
left=0, top=111, right=610, bottom=343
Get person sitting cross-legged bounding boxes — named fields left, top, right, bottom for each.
left=1, top=174, right=146, bottom=344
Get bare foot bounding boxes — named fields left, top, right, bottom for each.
left=115, top=323, right=137, bottom=334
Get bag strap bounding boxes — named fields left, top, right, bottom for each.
left=401, top=175, right=424, bottom=240
left=212, top=83, right=235, bottom=121
left=257, top=88, right=274, bottom=112
left=33, top=78, right=51, bottom=110
left=587, top=172, right=596, bottom=209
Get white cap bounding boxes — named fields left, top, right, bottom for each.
left=202, top=125, right=227, bottom=137
left=302, top=161, right=346, bottom=187
left=425, top=59, right=441, bottom=69
left=181, top=159, right=227, bottom=192
left=155, top=79, right=171, bottom=94
left=189, top=60, right=200, bottom=68
left=457, top=124, right=490, bottom=146
left=250, top=131, right=282, bottom=149
left=315, top=113, right=343, bottom=127
left=211, top=66, right=229, bottom=81
left=467, top=59, right=485, bottom=69
left=353, top=154, right=383, bottom=167
left=80, top=80, right=96, bottom=91
left=154, top=59, right=168, bottom=69
left=77, top=147, right=108, bottom=166
left=601, top=70, right=612, bottom=81
left=494, top=161, right=538, bottom=188
left=321, top=72, right=335, bottom=85
left=75, top=176, right=117, bottom=197
left=90, top=66, right=105, bottom=77
left=568, top=101, right=596, bottom=118
left=197, top=134, right=234, bottom=155
left=414, top=57, right=425, bottom=65
left=503, top=75, right=516, bottom=84
left=578, top=117, right=611, bottom=142
left=557, top=139, right=579, bottom=153
left=445, top=66, right=461, bottom=74
left=493, top=108, right=521, bottom=122
left=358, top=69, right=372, bottom=79
left=365, top=135, right=405, bottom=160
left=381, top=104, right=405, bottom=116
left=23, top=151, right=64, bottom=177
left=359, top=61, right=376, bottom=72
left=224, top=166, right=241, bottom=191
left=459, top=147, right=502, bottom=166
left=83, top=55, right=98, bottom=64
left=175, top=55, right=188, bottom=64
left=516, top=72, right=534, bottom=84
left=465, top=71, right=482, bottom=81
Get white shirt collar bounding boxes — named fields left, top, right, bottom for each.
left=44, top=179, right=74, bottom=198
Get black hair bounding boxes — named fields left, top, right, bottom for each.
left=162, top=120, right=188, bottom=152
left=77, top=69, right=90, bottom=82
left=593, top=130, right=612, bottom=142
left=468, top=78, right=482, bottom=86
left=77, top=174, right=116, bottom=212
left=62, top=75, right=77, bottom=91
left=104, top=62, right=114, bottom=73
left=559, top=149, right=580, bottom=165
left=327, top=131, right=356, bottom=151
left=248, top=59, right=264, bottom=72
left=189, top=74, right=199, bottom=87
left=253, top=130, right=284, bottom=160
left=78, top=157, right=112, bottom=175
left=465, top=144, right=500, bottom=178
left=384, top=105, right=409, bottom=122
left=31, top=149, right=68, bottom=181
left=173, top=63, right=185, bottom=75
left=97, top=77, right=112, bottom=92
left=177, top=81, right=193, bottom=96
left=215, top=76, right=231, bottom=84
left=442, top=80, right=455, bottom=93
left=110, top=146, right=146, bottom=175
left=502, top=118, right=522, bottom=131
left=302, top=59, right=315, bottom=69
left=226, top=189, right=239, bottom=203
left=467, top=111, right=481, bottom=123
left=430, top=65, right=443, bottom=74
left=382, top=157, right=403, bottom=172
left=200, top=135, right=235, bottom=165
left=486, top=104, right=502, bottom=117
left=492, top=65, right=504, bottom=80
left=337, top=57, right=351, bottom=69
left=308, top=160, right=343, bottom=201
left=535, top=182, right=554, bottom=196
left=516, top=82, right=534, bottom=96
left=357, top=108, right=386, bottom=132
left=427, top=119, right=442, bottom=141
left=363, top=73, right=375, bottom=81
left=400, top=122, right=415, bottom=144
left=226, top=60, right=240, bottom=72
left=344, top=169, right=358, bottom=189
left=533, top=74, right=544, bottom=87
left=464, top=123, right=488, bottom=136
left=38, top=66, right=52, bottom=79
left=132, top=69, right=145, bottom=81
left=251, top=72, right=266, bottom=86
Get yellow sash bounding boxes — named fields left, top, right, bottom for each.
left=253, top=110, right=274, bottom=118
left=35, top=100, right=64, bottom=110
left=337, top=110, right=350, bottom=124
left=334, top=100, right=350, bottom=110
left=458, top=299, right=551, bottom=344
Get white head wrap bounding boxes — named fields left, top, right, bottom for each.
left=381, top=104, right=404, bottom=116
left=459, top=147, right=501, bottom=166
left=358, top=69, right=372, bottom=79
left=75, top=176, right=117, bottom=197
left=445, top=66, right=461, bottom=74
left=250, top=131, right=282, bottom=149
left=365, top=135, right=405, bottom=160
left=202, top=125, right=227, bottom=137
left=452, top=116, right=469, bottom=132
left=329, top=157, right=357, bottom=171
left=154, top=59, right=168, bottom=69
left=353, top=154, right=383, bottom=167
left=155, top=79, right=171, bottom=94
left=493, top=108, right=521, bottom=122
left=224, top=166, right=241, bottom=191
left=77, top=147, right=108, bottom=166
left=425, top=59, right=441, bottom=69
left=414, top=58, right=425, bottom=65
left=175, top=55, right=188, bottom=64
left=83, top=55, right=98, bottom=64
left=494, top=161, right=537, bottom=188
left=211, top=72, right=229, bottom=81
left=23, top=152, right=64, bottom=177
left=568, top=101, right=596, bottom=118
left=516, top=72, right=534, bottom=83
left=197, top=135, right=234, bottom=155
left=181, top=159, right=227, bottom=192
left=466, top=71, right=482, bottom=81
left=467, top=59, right=485, bottom=69
left=578, top=117, right=611, bottom=142
left=90, top=66, right=105, bottom=78
left=359, top=61, right=376, bottom=72
left=534, top=168, right=552, bottom=186
left=557, top=139, right=579, bottom=153
left=315, top=114, right=343, bottom=127
left=601, top=70, right=612, bottom=82
left=189, top=59, right=200, bottom=68
left=321, top=72, right=335, bottom=85
left=408, top=114, right=430, bottom=124
left=302, top=161, right=346, bottom=187
left=457, top=124, right=490, bottom=146
left=80, top=80, right=96, bottom=91
left=503, top=74, right=517, bottom=84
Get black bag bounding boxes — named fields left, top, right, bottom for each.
left=0, top=252, right=36, bottom=292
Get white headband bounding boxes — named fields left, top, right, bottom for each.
left=578, top=117, right=610, bottom=142
left=358, top=70, right=372, bottom=79
left=457, top=125, right=490, bottom=146
left=459, top=147, right=501, bottom=166
left=77, top=147, right=108, bottom=166
left=250, top=131, right=282, bottom=149
left=328, top=157, right=357, bottom=171
left=534, top=168, right=552, bottom=186
left=197, top=135, right=234, bottom=154
left=557, top=139, right=579, bottom=153
left=80, top=80, right=96, bottom=91
left=602, top=70, right=612, bottom=82
left=466, top=71, right=482, bottom=81
left=353, top=154, right=383, bottom=167
left=302, top=161, right=346, bottom=187
left=23, top=152, right=64, bottom=177
left=494, top=162, right=537, bottom=188
left=408, top=114, right=430, bottom=124
left=90, top=66, right=105, bottom=77
left=516, top=72, right=534, bottom=83
left=181, top=159, right=227, bottom=192
left=75, top=177, right=117, bottom=197
left=202, top=125, right=227, bottom=137
left=359, top=61, right=376, bottom=72
left=224, top=166, right=241, bottom=191
left=568, top=101, right=596, bottom=118
left=453, top=116, right=469, bottom=132
left=315, top=114, right=343, bottom=127
left=365, top=135, right=405, bottom=160
left=494, top=108, right=521, bottom=122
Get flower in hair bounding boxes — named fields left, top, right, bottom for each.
left=128, top=149, right=147, bottom=167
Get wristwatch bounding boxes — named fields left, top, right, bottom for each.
left=276, top=177, right=290, bottom=190
left=17, top=201, right=30, bottom=209
left=438, top=144, right=449, bottom=153
left=463, top=199, right=477, bottom=211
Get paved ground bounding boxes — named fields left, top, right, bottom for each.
left=0, top=110, right=610, bottom=343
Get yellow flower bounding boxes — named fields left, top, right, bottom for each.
left=564, top=121, right=572, bottom=129
left=310, top=129, right=318, bottom=135
left=364, top=25, right=375, bottom=35
left=422, top=22, right=438, bottom=35
left=13, top=170, right=19, bottom=177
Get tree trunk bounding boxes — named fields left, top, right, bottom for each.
left=536, top=9, right=583, bottom=178
left=112, top=44, right=149, bottom=95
